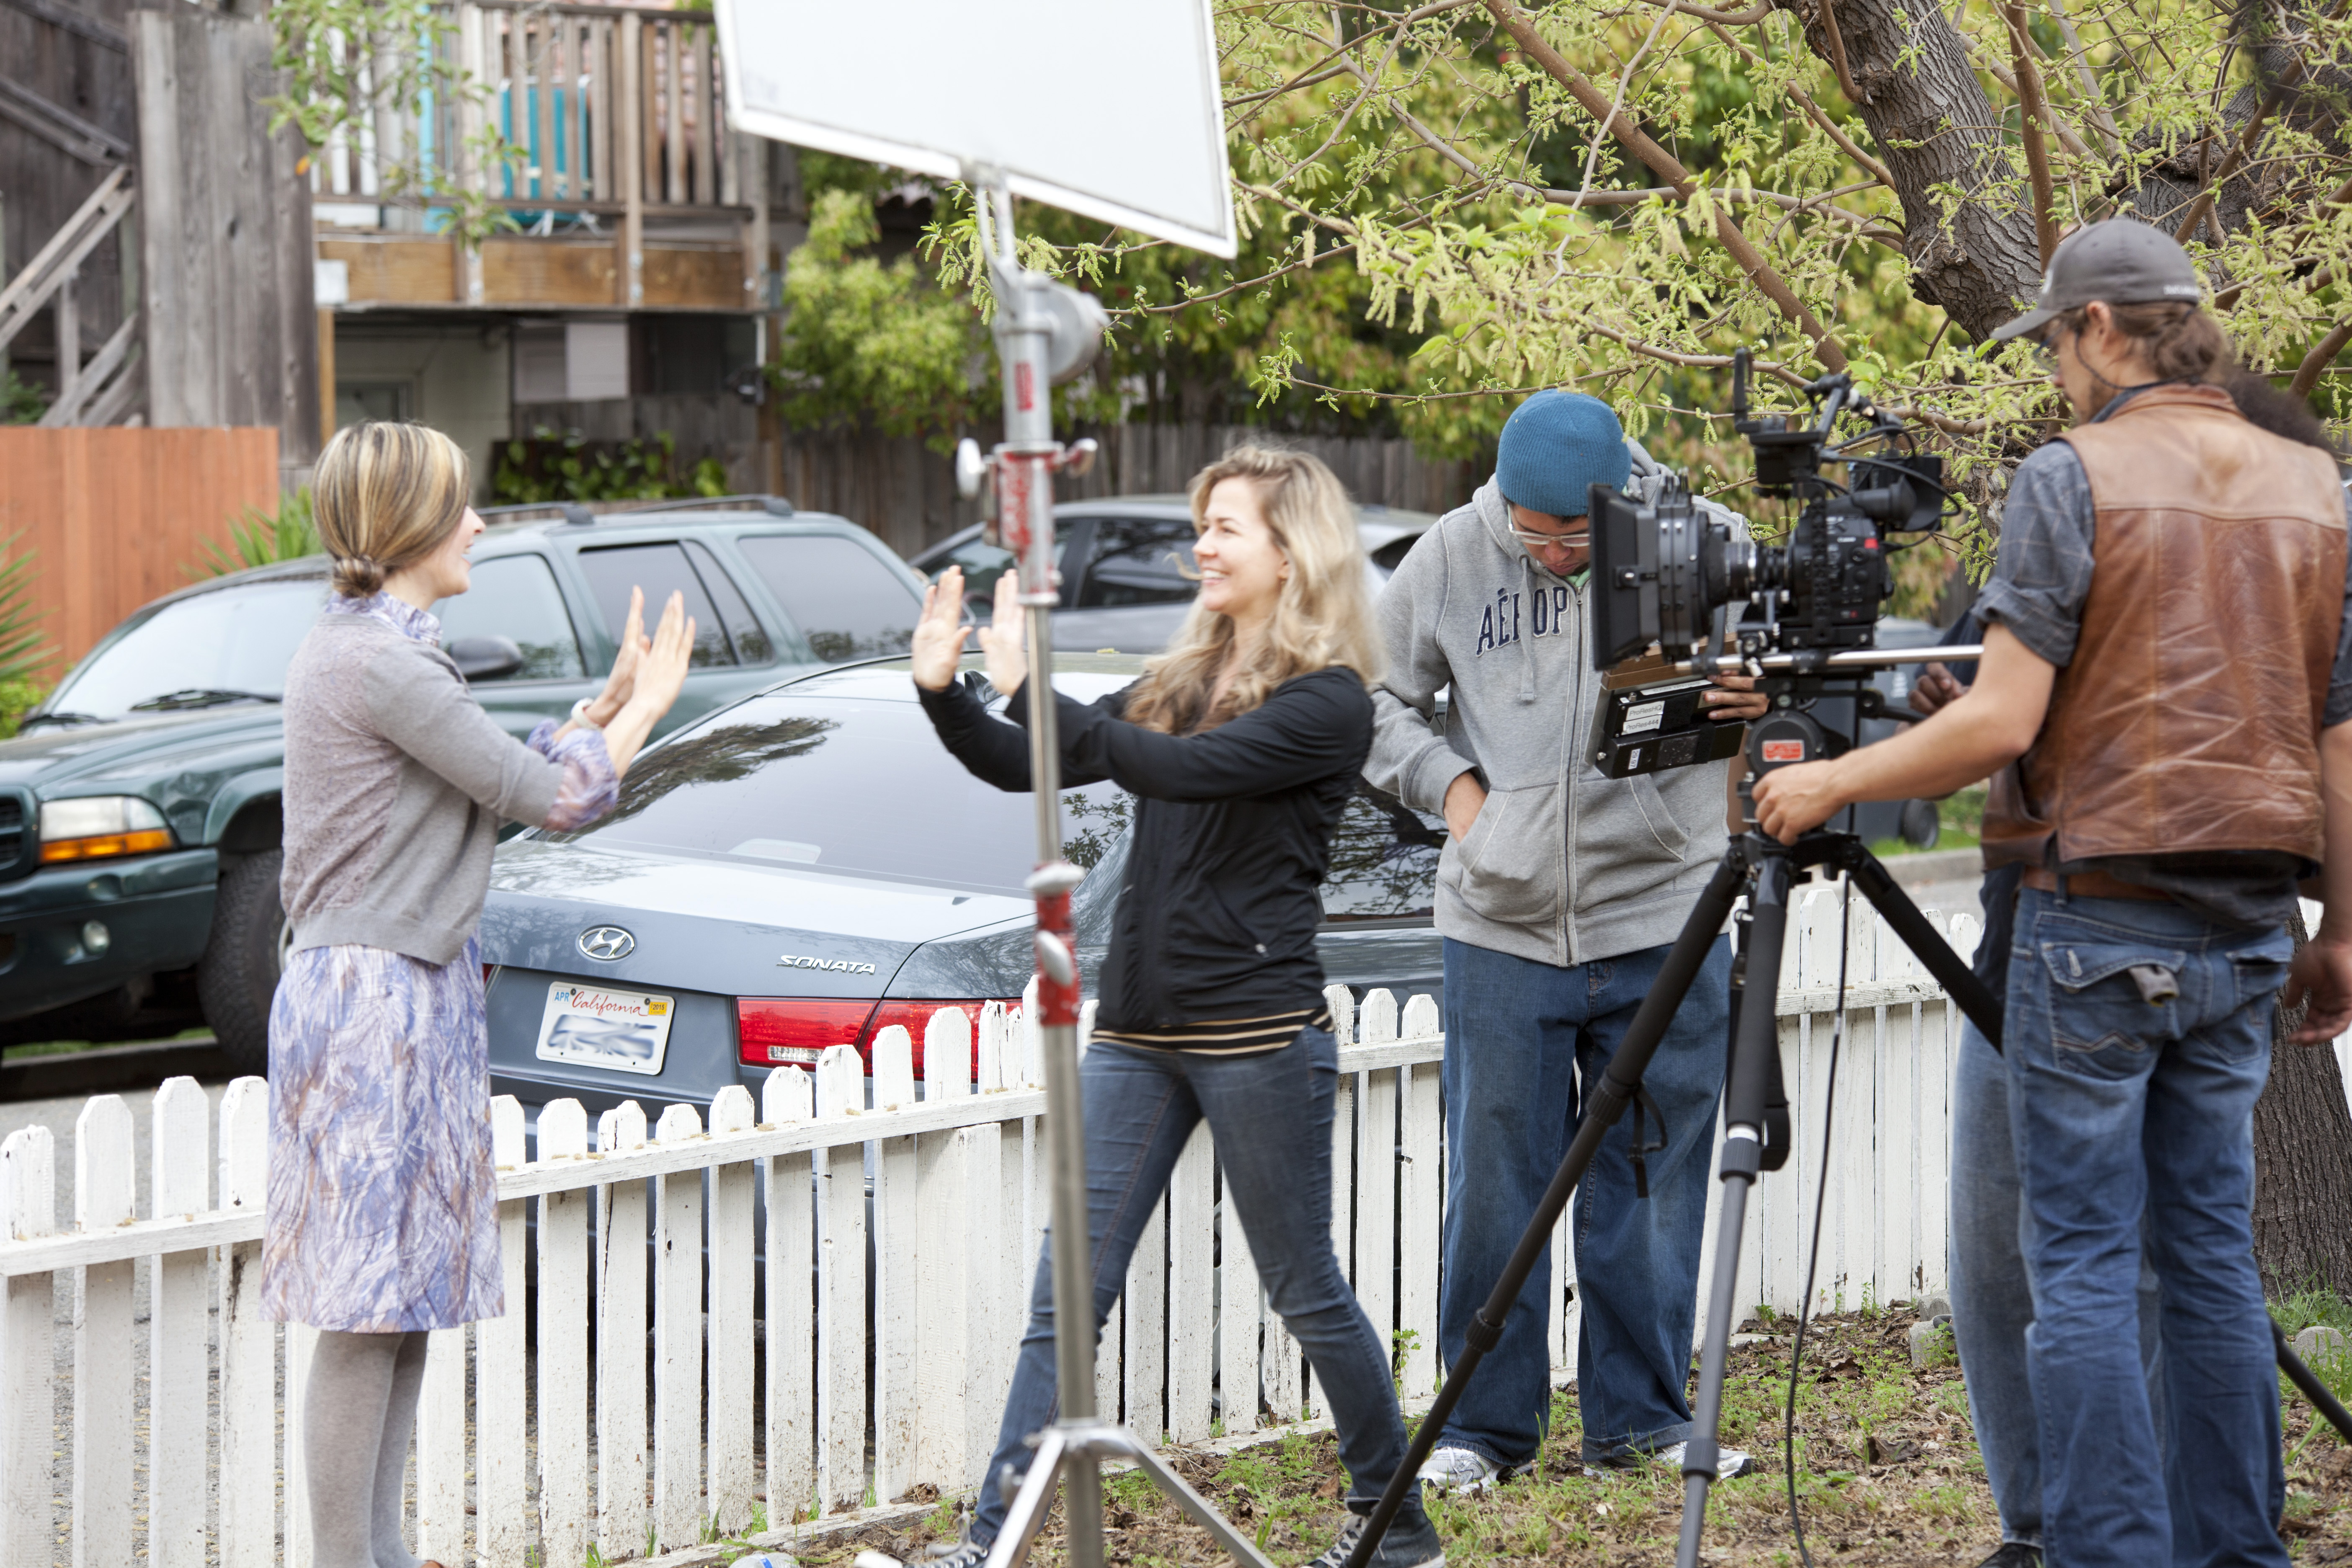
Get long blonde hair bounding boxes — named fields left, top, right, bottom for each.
left=1122, top=446, right=1383, bottom=735
left=312, top=422, right=471, bottom=597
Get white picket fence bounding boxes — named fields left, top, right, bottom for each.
left=0, top=895, right=1998, bottom=1568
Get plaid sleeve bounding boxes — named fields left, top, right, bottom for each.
left=1971, top=441, right=2096, bottom=669
left=525, top=719, right=620, bottom=830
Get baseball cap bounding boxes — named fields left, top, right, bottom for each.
left=1987, top=219, right=2205, bottom=342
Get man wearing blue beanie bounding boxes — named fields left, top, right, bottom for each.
left=1364, top=389, right=1765, bottom=1490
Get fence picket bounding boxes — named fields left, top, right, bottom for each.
left=955, top=1123, right=1006, bottom=1485
left=595, top=1101, right=650, bottom=1564
left=815, top=1046, right=868, bottom=1511
left=1398, top=1002, right=1441, bottom=1399
left=1123, top=1194, right=1167, bottom=1442
left=416, top=1330, right=467, bottom=1563
left=1166, top=1122, right=1215, bottom=1442
left=2, top=1124, right=54, bottom=1568
left=652, top=1102, right=706, bottom=1550
left=1311, top=988, right=1356, bottom=1422
left=1218, top=1166, right=1261, bottom=1436
left=149, top=1076, right=209, bottom=1568
left=70, top=1098, right=133, bottom=1568
left=476, top=1097, right=531, bottom=1566
left=708, top=1084, right=758, bottom=1533
left=536, top=1099, right=592, bottom=1568
left=1355, top=993, right=1399, bottom=1381
left=762, top=1068, right=818, bottom=1527
left=874, top=1025, right=920, bottom=1503
left=215, top=1081, right=272, bottom=1568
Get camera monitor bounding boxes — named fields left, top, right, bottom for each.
left=714, top=0, right=1236, bottom=257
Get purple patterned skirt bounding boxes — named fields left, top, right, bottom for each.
left=262, top=937, right=504, bottom=1331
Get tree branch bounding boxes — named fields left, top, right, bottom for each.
left=1819, top=0, right=1863, bottom=103
left=2290, top=322, right=2352, bottom=401
left=1480, top=0, right=1849, bottom=369
left=1703, top=20, right=1896, bottom=186
left=1623, top=0, right=1774, bottom=23
left=2002, top=2, right=2061, bottom=263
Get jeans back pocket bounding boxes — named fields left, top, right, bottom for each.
left=2037, top=938, right=2190, bottom=1061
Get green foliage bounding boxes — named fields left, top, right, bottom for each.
left=2, top=365, right=45, bottom=426
left=0, top=536, right=55, bottom=689
left=196, top=487, right=321, bottom=578
left=261, top=0, right=524, bottom=247
left=771, top=188, right=983, bottom=449
left=490, top=428, right=727, bottom=503
left=0, top=679, right=52, bottom=741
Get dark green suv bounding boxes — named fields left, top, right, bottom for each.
left=0, top=498, right=925, bottom=1075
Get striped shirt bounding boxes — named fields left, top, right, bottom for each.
left=1091, top=1006, right=1332, bottom=1057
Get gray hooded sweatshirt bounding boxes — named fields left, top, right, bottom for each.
left=1364, top=450, right=1740, bottom=967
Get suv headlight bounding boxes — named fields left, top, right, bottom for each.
left=40, top=797, right=175, bottom=864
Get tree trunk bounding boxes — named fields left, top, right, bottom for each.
left=1774, top=0, right=2043, bottom=338
left=2252, top=910, right=2352, bottom=1299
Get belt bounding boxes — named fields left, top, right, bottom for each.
left=2022, top=866, right=2175, bottom=903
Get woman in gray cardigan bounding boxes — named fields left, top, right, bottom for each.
left=266, top=422, right=694, bottom=1568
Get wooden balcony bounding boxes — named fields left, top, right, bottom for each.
left=309, top=0, right=770, bottom=314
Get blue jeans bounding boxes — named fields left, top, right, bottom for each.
left=970, top=1027, right=1422, bottom=1546
left=2007, top=888, right=2290, bottom=1568
left=1435, top=934, right=1731, bottom=1467
left=1950, top=1017, right=2167, bottom=1551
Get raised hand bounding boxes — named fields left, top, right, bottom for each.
left=910, top=565, right=973, bottom=692
left=631, top=590, right=694, bottom=715
left=587, top=585, right=649, bottom=725
left=978, top=567, right=1029, bottom=696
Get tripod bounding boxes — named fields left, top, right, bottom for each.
left=952, top=174, right=1274, bottom=1568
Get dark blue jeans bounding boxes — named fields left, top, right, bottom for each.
left=970, top=1027, right=1421, bottom=1547
left=2007, top=888, right=2290, bottom=1568
left=1435, top=934, right=1731, bottom=1467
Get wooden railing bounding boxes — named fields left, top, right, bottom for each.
left=0, top=894, right=2013, bottom=1567
left=311, top=1, right=767, bottom=310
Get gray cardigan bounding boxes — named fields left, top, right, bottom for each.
left=281, top=604, right=570, bottom=965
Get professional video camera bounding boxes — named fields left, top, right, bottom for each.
left=1583, top=348, right=1951, bottom=779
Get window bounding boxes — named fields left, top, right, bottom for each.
left=49, top=579, right=327, bottom=718
left=547, top=692, right=1129, bottom=896
left=925, top=530, right=1082, bottom=609
left=737, top=535, right=921, bottom=663
left=575, top=544, right=735, bottom=668
left=682, top=541, right=773, bottom=664
left=1319, top=784, right=1446, bottom=923
left=433, top=554, right=585, bottom=681
left=1076, top=518, right=1198, bottom=608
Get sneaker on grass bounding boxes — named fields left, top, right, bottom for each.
left=1973, top=1545, right=2041, bottom=1568
left=1305, top=1509, right=1446, bottom=1568
left=1583, top=1440, right=1755, bottom=1479
left=1414, top=1445, right=1531, bottom=1494
left=917, top=1535, right=988, bottom=1568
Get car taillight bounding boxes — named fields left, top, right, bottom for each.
left=735, top=998, right=1019, bottom=1078
left=736, top=998, right=877, bottom=1068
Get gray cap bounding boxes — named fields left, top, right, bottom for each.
left=1987, top=219, right=2205, bottom=342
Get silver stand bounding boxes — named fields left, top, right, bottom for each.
left=956, top=173, right=1272, bottom=1568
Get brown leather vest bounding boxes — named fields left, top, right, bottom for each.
left=1981, top=382, right=2347, bottom=870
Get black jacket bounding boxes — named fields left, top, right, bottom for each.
left=918, top=667, right=1374, bottom=1034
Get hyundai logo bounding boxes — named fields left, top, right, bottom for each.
left=578, top=926, right=635, bottom=962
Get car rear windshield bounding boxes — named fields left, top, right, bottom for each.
left=49, top=578, right=327, bottom=717
left=543, top=693, right=1131, bottom=896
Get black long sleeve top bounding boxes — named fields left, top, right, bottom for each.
left=916, top=666, right=1374, bottom=1049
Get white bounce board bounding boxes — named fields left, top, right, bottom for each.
left=713, top=0, right=1236, bottom=257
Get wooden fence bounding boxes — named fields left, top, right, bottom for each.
left=0, top=426, right=281, bottom=676
left=0, top=895, right=1991, bottom=1568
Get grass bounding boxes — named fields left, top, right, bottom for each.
left=780, top=1302, right=2352, bottom=1566
left=1869, top=784, right=1988, bottom=859
left=1, top=1026, right=213, bottom=1062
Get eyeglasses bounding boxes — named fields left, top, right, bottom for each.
left=2032, top=325, right=2071, bottom=374
left=1509, top=524, right=1590, bottom=549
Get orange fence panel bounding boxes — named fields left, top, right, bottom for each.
left=0, top=427, right=282, bottom=678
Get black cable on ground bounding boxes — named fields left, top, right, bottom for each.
left=1782, top=867, right=1853, bottom=1568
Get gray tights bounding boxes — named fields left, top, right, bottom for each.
left=304, top=1328, right=431, bottom=1568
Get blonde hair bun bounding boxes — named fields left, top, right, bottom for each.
left=312, top=423, right=471, bottom=598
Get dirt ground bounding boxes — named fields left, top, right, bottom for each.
left=788, top=1305, right=2352, bottom=1567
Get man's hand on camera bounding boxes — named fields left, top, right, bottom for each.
left=1911, top=662, right=1965, bottom=717
left=1750, top=760, right=1847, bottom=845
left=1444, top=773, right=1487, bottom=841
left=2288, top=934, right=2352, bottom=1044
left=1702, top=673, right=1769, bottom=723
left=909, top=565, right=973, bottom=693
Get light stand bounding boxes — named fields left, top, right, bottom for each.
left=956, top=173, right=1275, bottom=1568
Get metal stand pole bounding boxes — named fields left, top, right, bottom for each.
left=963, top=175, right=1272, bottom=1568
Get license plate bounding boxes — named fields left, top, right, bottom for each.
left=535, top=982, right=675, bottom=1076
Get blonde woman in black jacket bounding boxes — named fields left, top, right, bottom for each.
left=908, top=447, right=1441, bottom=1568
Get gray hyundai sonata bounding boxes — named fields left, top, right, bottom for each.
left=479, top=654, right=1449, bottom=1126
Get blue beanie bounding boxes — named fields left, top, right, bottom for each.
left=1495, top=391, right=1631, bottom=518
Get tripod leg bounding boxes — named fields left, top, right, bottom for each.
left=1844, top=850, right=2004, bottom=1048
left=2275, top=1319, right=2352, bottom=1444
left=1110, top=1435, right=1280, bottom=1568
left=1674, top=846, right=1793, bottom=1568
left=983, top=1430, right=1070, bottom=1568
left=1343, top=850, right=1750, bottom=1568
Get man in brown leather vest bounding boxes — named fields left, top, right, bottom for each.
left=1752, top=219, right=2352, bottom=1568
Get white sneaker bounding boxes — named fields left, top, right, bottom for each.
left=1415, top=1445, right=1529, bottom=1494
left=1584, top=1440, right=1755, bottom=1479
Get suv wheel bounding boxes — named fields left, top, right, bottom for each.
left=198, top=849, right=286, bottom=1078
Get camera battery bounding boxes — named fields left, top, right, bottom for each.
left=1589, top=676, right=1749, bottom=779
